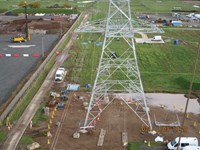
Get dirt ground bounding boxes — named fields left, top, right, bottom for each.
left=19, top=91, right=200, bottom=150
left=183, top=1, right=200, bottom=5
left=0, top=16, right=73, bottom=35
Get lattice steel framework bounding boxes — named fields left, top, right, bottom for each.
left=76, top=18, right=164, bottom=33
left=79, top=0, right=153, bottom=131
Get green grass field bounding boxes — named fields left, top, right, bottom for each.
left=0, top=0, right=93, bottom=14
left=137, top=29, right=200, bottom=92
left=0, top=0, right=198, bottom=15
left=0, top=131, right=6, bottom=142
left=127, top=141, right=165, bottom=150
left=65, top=29, right=200, bottom=93
left=131, top=0, right=198, bottom=13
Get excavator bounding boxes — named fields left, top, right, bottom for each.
left=11, top=32, right=30, bottom=43
left=11, top=1, right=30, bottom=43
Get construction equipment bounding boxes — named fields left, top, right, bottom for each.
left=11, top=34, right=27, bottom=43
left=11, top=1, right=30, bottom=43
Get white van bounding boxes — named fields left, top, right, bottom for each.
left=167, top=137, right=198, bottom=150
left=55, top=66, right=65, bottom=81
left=151, top=35, right=162, bottom=41
left=182, top=146, right=200, bottom=150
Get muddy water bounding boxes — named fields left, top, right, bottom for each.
left=145, top=93, right=200, bottom=114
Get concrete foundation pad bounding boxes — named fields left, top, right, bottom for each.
left=135, top=38, right=165, bottom=44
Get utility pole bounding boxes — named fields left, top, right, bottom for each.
left=177, top=41, right=200, bottom=149
left=24, top=1, right=28, bottom=40
left=60, top=22, right=62, bottom=35
left=42, top=35, right=44, bottom=57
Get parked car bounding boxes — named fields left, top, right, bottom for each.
left=55, top=66, right=65, bottom=81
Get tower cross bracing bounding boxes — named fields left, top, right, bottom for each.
left=79, top=0, right=153, bottom=131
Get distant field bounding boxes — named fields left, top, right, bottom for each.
left=0, top=0, right=93, bottom=14
left=131, top=0, right=199, bottom=13
left=83, top=0, right=199, bottom=21
left=0, top=0, right=198, bottom=14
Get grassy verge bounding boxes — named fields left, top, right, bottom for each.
left=0, top=131, right=6, bottom=142
left=127, top=141, right=165, bottom=150
left=19, top=135, right=34, bottom=145
left=32, top=105, right=48, bottom=126
left=7, top=60, right=55, bottom=124
left=58, top=15, right=84, bottom=51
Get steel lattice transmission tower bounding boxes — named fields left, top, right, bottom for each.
left=79, top=0, right=153, bottom=131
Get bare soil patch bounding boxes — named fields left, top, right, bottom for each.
left=182, top=1, right=200, bottom=5
left=18, top=91, right=200, bottom=150
left=0, top=17, right=73, bottom=35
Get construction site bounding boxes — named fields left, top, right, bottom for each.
left=20, top=92, right=199, bottom=150
left=0, top=0, right=200, bottom=150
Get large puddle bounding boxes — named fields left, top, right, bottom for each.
left=145, top=93, right=200, bottom=114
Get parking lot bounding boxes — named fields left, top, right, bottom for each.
left=0, top=34, right=59, bottom=104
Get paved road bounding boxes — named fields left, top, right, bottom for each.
left=1, top=37, right=69, bottom=150
left=1, top=13, right=86, bottom=150
left=0, top=34, right=59, bottom=105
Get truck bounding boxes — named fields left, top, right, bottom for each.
left=151, top=35, right=162, bottom=41
left=182, top=146, right=200, bottom=150
left=167, top=137, right=198, bottom=150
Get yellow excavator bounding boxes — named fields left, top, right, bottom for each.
left=11, top=32, right=30, bottom=43
left=11, top=1, right=30, bottom=43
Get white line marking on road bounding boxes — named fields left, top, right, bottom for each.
left=23, top=54, right=29, bottom=57
left=5, top=54, right=11, bottom=57
left=8, top=45, right=36, bottom=48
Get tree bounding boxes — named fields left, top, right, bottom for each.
left=29, top=2, right=40, bottom=8
left=63, top=3, right=71, bottom=8
left=18, top=1, right=27, bottom=7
